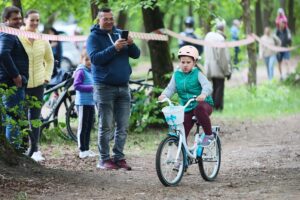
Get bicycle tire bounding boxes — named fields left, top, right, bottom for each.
left=66, top=101, right=116, bottom=143
left=53, top=90, right=75, bottom=140
left=198, top=135, right=221, bottom=181
left=156, top=136, right=185, bottom=186
left=66, top=101, right=78, bottom=141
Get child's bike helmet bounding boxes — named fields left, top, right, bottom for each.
left=177, top=45, right=199, bottom=61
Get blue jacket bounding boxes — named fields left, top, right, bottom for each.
left=0, top=32, right=29, bottom=86
left=86, top=25, right=140, bottom=86
left=73, top=64, right=94, bottom=106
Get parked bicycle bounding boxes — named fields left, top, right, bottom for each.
left=65, top=77, right=153, bottom=142
left=156, top=97, right=221, bottom=186
left=24, top=70, right=75, bottom=157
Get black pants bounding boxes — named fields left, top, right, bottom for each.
left=212, top=78, right=225, bottom=111
left=77, top=105, right=95, bottom=151
left=26, top=85, right=44, bottom=152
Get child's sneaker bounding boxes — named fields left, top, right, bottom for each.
left=199, top=134, right=215, bottom=147
left=31, top=151, right=45, bottom=162
left=79, top=151, right=88, bottom=159
left=86, top=150, right=97, bottom=157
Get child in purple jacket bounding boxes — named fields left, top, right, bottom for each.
left=73, top=50, right=96, bottom=159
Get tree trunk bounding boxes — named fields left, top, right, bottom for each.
left=203, top=3, right=215, bottom=34
left=141, top=0, right=173, bottom=88
left=12, top=0, right=23, bottom=17
left=262, top=0, right=273, bottom=28
left=90, top=0, right=100, bottom=22
left=288, top=0, right=296, bottom=34
left=242, top=0, right=257, bottom=86
left=255, top=0, right=263, bottom=36
left=168, top=14, right=175, bottom=44
left=116, top=10, right=127, bottom=30
left=43, top=12, right=58, bottom=33
left=188, top=3, right=193, bottom=16
left=279, top=0, right=286, bottom=10
left=0, top=109, right=19, bottom=166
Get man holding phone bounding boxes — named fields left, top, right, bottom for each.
left=86, top=8, right=140, bottom=170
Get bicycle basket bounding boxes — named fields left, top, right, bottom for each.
left=162, top=105, right=184, bottom=125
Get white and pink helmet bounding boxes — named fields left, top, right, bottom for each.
left=177, top=45, right=199, bottom=61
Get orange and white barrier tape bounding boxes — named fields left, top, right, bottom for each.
left=163, top=28, right=298, bottom=52
left=0, top=26, right=167, bottom=41
left=0, top=25, right=298, bottom=52
left=251, top=33, right=298, bottom=52
left=163, top=28, right=256, bottom=48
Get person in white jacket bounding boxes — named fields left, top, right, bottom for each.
left=204, top=21, right=232, bottom=111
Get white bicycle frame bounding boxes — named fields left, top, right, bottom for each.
left=159, top=98, right=219, bottom=163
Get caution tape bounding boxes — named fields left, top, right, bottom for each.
left=163, top=28, right=256, bottom=48
left=0, top=25, right=298, bottom=52
left=250, top=33, right=298, bottom=52
left=163, top=28, right=298, bottom=52
left=0, top=25, right=167, bottom=42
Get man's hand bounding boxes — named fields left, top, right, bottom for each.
left=196, top=94, right=206, bottom=102
left=127, top=36, right=134, bottom=45
left=13, top=75, right=22, bottom=88
left=226, top=74, right=231, bottom=80
left=114, top=39, right=128, bottom=51
left=158, top=94, right=167, bottom=101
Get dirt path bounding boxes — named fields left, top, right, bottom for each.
left=1, top=114, right=299, bottom=200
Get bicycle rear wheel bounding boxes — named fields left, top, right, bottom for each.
left=66, top=101, right=78, bottom=141
left=156, top=136, right=185, bottom=186
left=53, top=90, right=75, bottom=140
left=198, top=135, right=221, bottom=181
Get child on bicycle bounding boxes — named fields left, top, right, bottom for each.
left=158, top=45, right=214, bottom=146
left=73, top=49, right=96, bottom=158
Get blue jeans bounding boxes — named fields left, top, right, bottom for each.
left=2, top=87, right=26, bottom=145
left=94, top=83, right=131, bottom=161
left=264, top=55, right=276, bottom=80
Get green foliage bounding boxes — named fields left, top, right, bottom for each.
left=284, top=63, right=300, bottom=86
left=0, top=85, right=41, bottom=148
left=215, top=82, right=300, bottom=119
left=129, top=87, right=165, bottom=133
left=15, top=191, right=28, bottom=200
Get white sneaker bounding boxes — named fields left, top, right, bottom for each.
left=79, top=151, right=89, bottom=159
left=86, top=150, right=97, bottom=157
left=31, top=151, right=45, bottom=162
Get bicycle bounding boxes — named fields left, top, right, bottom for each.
left=156, top=97, right=221, bottom=186
left=38, top=71, right=75, bottom=141
left=65, top=77, right=154, bottom=142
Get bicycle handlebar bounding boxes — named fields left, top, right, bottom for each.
left=157, top=96, right=197, bottom=108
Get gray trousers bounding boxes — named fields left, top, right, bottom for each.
left=94, top=83, right=131, bottom=161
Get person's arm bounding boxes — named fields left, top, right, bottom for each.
left=198, top=72, right=212, bottom=96
left=44, top=41, right=55, bottom=83
left=87, top=34, right=118, bottom=66
left=161, top=74, right=176, bottom=98
left=126, top=36, right=140, bottom=59
left=0, top=34, right=20, bottom=79
left=73, top=69, right=93, bottom=92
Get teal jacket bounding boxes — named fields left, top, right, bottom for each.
left=162, top=67, right=214, bottom=112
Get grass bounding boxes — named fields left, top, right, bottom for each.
left=213, top=81, right=300, bottom=120
left=40, top=80, right=300, bottom=154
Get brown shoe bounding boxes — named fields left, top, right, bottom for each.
left=97, top=159, right=119, bottom=170
left=115, top=159, right=132, bottom=171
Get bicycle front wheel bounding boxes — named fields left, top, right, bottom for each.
left=198, top=135, right=221, bottom=181
left=156, top=136, right=185, bottom=186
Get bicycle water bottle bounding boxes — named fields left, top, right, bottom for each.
left=196, top=133, right=205, bottom=157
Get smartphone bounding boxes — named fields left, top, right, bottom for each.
left=121, top=30, right=129, bottom=40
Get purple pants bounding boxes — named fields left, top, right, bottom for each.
left=183, top=101, right=213, bottom=138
